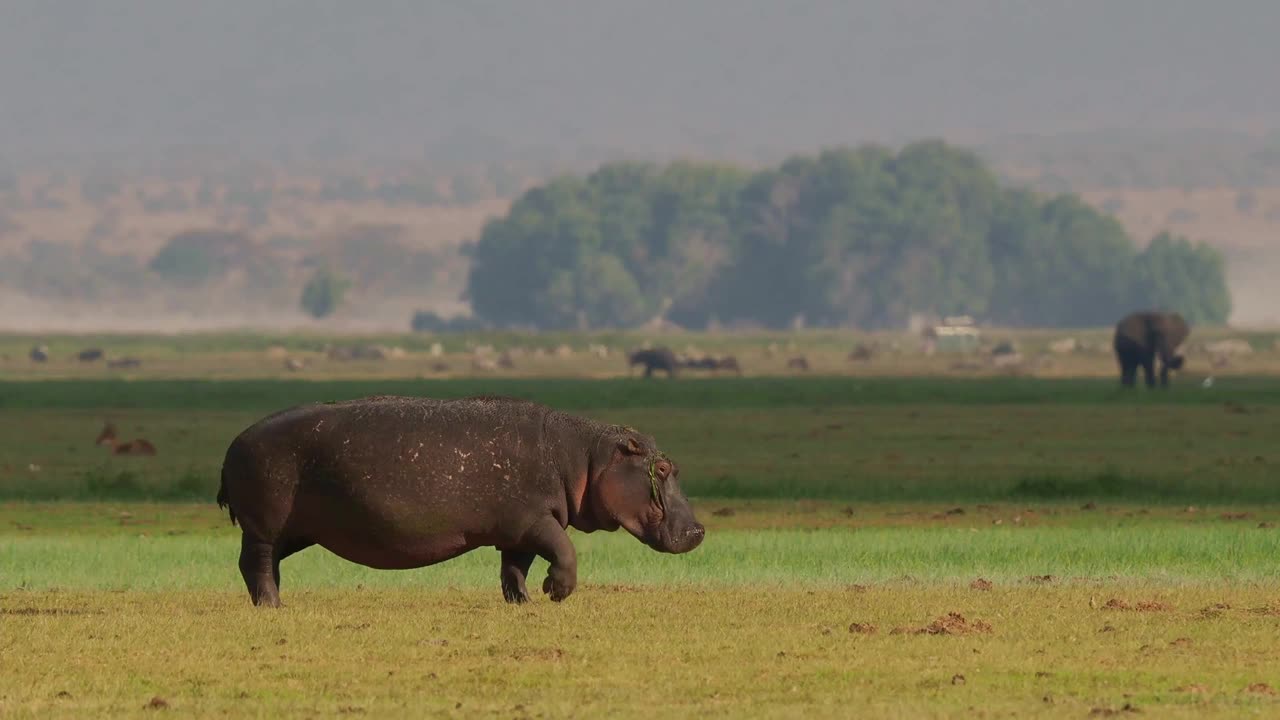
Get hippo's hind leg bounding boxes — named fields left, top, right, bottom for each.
left=239, top=532, right=281, bottom=607
left=272, top=537, right=315, bottom=592
left=500, top=550, right=536, bottom=604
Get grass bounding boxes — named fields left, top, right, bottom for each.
left=4, top=374, right=1280, bottom=716
left=4, top=503, right=1280, bottom=591
left=4, top=503, right=1280, bottom=717
left=6, top=324, right=1280, bottom=382
left=5, top=586, right=1280, bottom=717
left=7, top=507, right=1280, bottom=712
left=7, top=375, right=1280, bottom=411
left=3, top=396, right=1280, bottom=503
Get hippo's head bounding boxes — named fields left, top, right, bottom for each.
left=589, top=431, right=705, bottom=554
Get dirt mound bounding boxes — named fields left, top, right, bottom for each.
left=969, top=578, right=993, bottom=591
left=1198, top=602, right=1231, bottom=618
left=1102, top=598, right=1171, bottom=612
left=1089, top=703, right=1141, bottom=716
left=890, top=612, right=993, bottom=636
left=509, top=647, right=565, bottom=662
left=848, top=622, right=878, bottom=635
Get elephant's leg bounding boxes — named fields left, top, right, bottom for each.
left=1159, top=362, right=1171, bottom=388
left=1141, top=357, right=1156, bottom=388
left=1119, top=358, right=1136, bottom=387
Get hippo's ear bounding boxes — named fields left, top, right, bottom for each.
left=619, top=437, right=644, bottom=456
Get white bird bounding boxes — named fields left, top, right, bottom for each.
left=1202, top=376, right=1215, bottom=389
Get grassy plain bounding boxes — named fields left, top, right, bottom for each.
left=3, top=324, right=1280, bottom=381
left=7, top=585, right=1280, bottom=719
left=2, top=376, right=1280, bottom=503
left=3, top=372, right=1280, bottom=717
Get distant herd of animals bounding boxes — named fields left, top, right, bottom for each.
left=18, top=309, right=1194, bottom=388
left=27, top=344, right=141, bottom=368
left=625, top=347, right=746, bottom=378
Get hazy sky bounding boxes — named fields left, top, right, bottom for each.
left=3, top=1, right=1279, bottom=160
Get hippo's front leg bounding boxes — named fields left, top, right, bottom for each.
left=500, top=550, right=536, bottom=603
left=526, top=518, right=578, bottom=602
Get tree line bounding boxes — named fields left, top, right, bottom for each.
left=465, top=141, right=1231, bottom=331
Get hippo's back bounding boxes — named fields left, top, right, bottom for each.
left=219, top=395, right=561, bottom=544
left=237, top=395, right=545, bottom=440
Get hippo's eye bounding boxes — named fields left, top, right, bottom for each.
left=647, top=460, right=666, bottom=508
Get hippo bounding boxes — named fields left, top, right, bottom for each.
left=216, top=395, right=705, bottom=607
left=1113, top=310, right=1190, bottom=388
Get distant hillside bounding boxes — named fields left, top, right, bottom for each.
left=6, top=131, right=1280, bottom=331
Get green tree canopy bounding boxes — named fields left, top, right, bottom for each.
left=300, top=267, right=350, bottom=319
left=465, top=141, right=1232, bottom=330
left=148, top=230, right=252, bottom=286
left=1129, top=232, right=1232, bottom=324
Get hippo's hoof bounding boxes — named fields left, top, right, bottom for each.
left=542, top=575, right=574, bottom=602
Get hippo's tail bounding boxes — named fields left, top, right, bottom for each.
left=216, top=464, right=238, bottom=527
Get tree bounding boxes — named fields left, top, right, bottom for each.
left=1130, top=233, right=1231, bottom=324
left=300, top=267, right=350, bottom=319
left=148, top=230, right=251, bottom=286
left=463, top=142, right=1233, bottom=330
left=986, top=193, right=1134, bottom=327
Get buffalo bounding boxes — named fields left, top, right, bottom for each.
left=627, top=347, right=679, bottom=378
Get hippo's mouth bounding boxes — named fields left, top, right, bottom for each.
left=644, top=522, right=706, bottom=554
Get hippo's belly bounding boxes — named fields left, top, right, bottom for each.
left=288, top=488, right=495, bottom=570
left=315, top=532, right=477, bottom=570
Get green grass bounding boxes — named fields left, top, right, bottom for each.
left=5, top=514, right=1280, bottom=592
left=4, top=371, right=1280, bottom=717
left=3, top=399, right=1279, bottom=503
left=3, top=376, right=1280, bottom=411
left=4, top=502, right=1280, bottom=717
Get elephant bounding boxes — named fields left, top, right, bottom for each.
left=1112, top=311, right=1189, bottom=388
